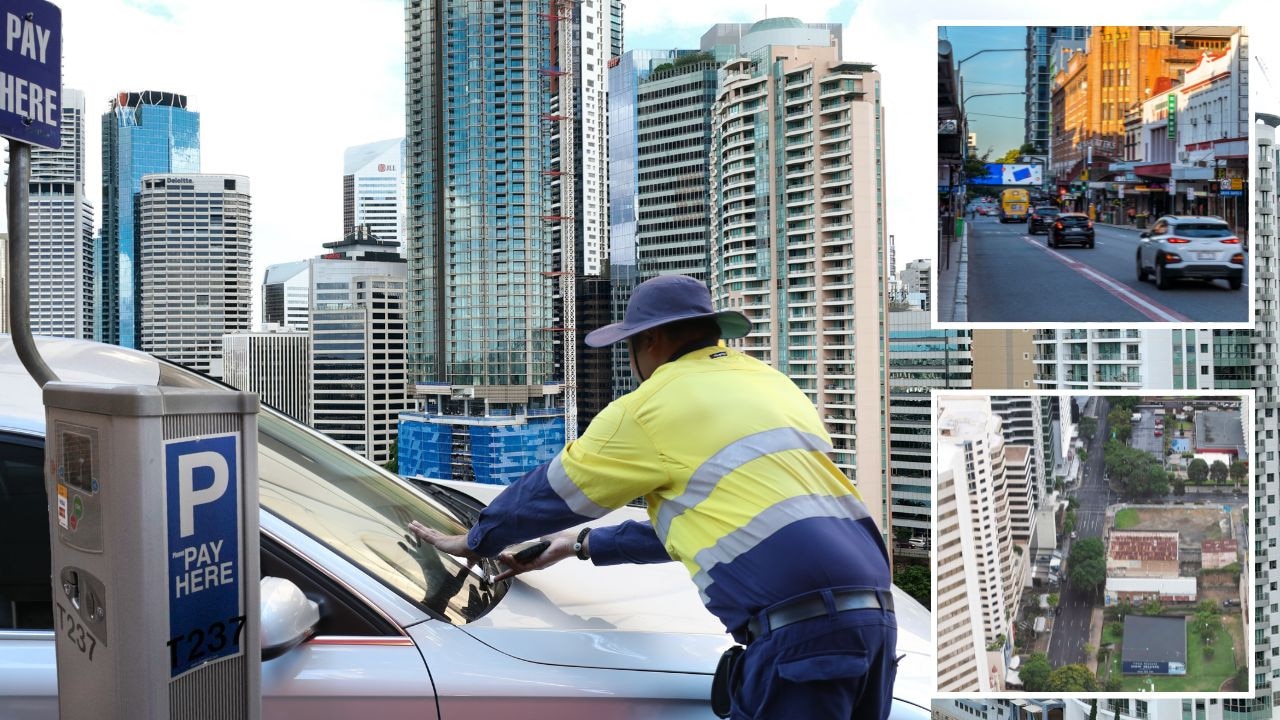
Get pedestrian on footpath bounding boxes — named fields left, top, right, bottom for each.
left=1127, top=206, right=1136, bottom=225
left=409, top=274, right=898, bottom=719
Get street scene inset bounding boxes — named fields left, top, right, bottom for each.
left=938, top=26, right=1249, bottom=323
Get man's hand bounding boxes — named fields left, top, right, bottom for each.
left=493, top=528, right=581, bottom=582
left=407, top=521, right=482, bottom=566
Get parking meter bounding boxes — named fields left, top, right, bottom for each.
left=43, top=383, right=261, bottom=720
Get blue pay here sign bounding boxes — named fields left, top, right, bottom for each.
left=0, top=0, right=61, bottom=148
left=166, top=434, right=245, bottom=678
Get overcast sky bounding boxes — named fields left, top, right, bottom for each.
left=5, top=0, right=1269, bottom=315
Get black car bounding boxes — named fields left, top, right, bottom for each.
left=1049, top=213, right=1095, bottom=248
left=1028, top=206, right=1060, bottom=234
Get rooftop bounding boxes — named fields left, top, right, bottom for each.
left=1108, top=531, right=1179, bottom=562
left=1121, top=615, right=1187, bottom=665
left=1202, top=539, right=1238, bottom=553
left=1195, top=410, right=1245, bottom=453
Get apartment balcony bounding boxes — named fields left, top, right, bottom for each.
left=819, top=114, right=851, bottom=130
left=819, top=174, right=852, bottom=190
left=822, top=248, right=854, bottom=261
left=820, top=130, right=851, bottom=144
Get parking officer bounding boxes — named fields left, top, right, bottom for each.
left=410, top=274, right=897, bottom=719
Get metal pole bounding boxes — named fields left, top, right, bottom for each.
left=6, top=139, right=60, bottom=387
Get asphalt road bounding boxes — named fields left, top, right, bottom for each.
left=1047, top=399, right=1113, bottom=668
left=965, top=216, right=1249, bottom=323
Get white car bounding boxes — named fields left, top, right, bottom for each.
left=1135, top=215, right=1245, bottom=290
left=0, top=336, right=932, bottom=718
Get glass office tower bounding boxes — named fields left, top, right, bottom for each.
left=401, top=0, right=563, bottom=483
left=100, top=91, right=200, bottom=348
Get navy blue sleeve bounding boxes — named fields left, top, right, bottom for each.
left=466, top=460, right=596, bottom=557
left=588, top=520, right=673, bottom=566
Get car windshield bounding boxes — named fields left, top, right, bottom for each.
left=1037, top=208, right=1059, bottom=215
left=1171, top=222, right=1232, bottom=238
left=158, top=363, right=505, bottom=624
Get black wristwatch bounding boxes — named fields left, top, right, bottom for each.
left=574, top=527, right=591, bottom=560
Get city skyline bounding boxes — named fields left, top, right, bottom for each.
left=5, top=0, right=1256, bottom=316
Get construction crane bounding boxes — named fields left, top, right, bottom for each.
left=543, top=0, right=578, bottom=442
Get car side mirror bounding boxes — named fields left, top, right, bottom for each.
left=1139, top=232, right=1150, bottom=240
left=261, top=576, right=321, bottom=661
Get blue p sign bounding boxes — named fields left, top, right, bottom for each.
left=165, top=434, right=243, bottom=677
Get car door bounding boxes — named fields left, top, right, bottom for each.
left=0, top=431, right=438, bottom=720
left=0, top=432, right=57, bottom=720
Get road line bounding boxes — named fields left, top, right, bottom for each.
left=1023, top=236, right=1192, bottom=321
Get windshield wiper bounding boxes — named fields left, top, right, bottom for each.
left=410, top=479, right=485, bottom=526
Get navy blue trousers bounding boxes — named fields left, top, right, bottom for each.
left=729, top=607, right=898, bottom=720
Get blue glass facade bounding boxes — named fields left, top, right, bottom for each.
left=100, top=91, right=200, bottom=348
left=398, top=413, right=565, bottom=485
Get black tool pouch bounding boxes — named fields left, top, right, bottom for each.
left=710, top=644, right=746, bottom=719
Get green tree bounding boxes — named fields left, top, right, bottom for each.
left=1078, top=416, right=1098, bottom=438
left=1069, top=537, right=1106, bottom=591
left=383, top=439, right=399, bottom=474
left=1048, top=593, right=1060, bottom=608
left=1105, top=677, right=1124, bottom=692
left=1193, top=601, right=1222, bottom=645
left=1143, top=600, right=1164, bottom=616
left=1046, top=663, right=1099, bottom=691
left=1230, top=460, right=1248, bottom=486
left=1020, top=653, right=1052, bottom=692
left=1172, top=478, right=1186, bottom=495
left=1187, top=458, right=1209, bottom=484
left=1210, top=459, right=1229, bottom=484
left=998, top=147, right=1029, bottom=164
left=894, top=564, right=930, bottom=607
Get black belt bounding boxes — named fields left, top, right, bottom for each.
left=746, top=589, right=893, bottom=642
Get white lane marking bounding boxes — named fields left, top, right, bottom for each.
left=1024, top=236, right=1192, bottom=321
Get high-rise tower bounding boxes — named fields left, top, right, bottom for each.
left=27, top=88, right=95, bottom=339
left=136, top=174, right=251, bottom=375
left=708, top=19, right=890, bottom=526
left=100, top=91, right=200, bottom=348
left=343, top=138, right=406, bottom=251
left=401, top=0, right=563, bottom=483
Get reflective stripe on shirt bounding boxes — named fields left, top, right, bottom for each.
left=690, top=493, right=873, bottom=603
left=653, top=427, right=833, bottom=541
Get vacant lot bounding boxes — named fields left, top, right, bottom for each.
left=1112, top=506, right=1231, bottom=546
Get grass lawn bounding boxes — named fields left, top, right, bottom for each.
left=1115, top=616, right=1239, bottom=692
left=1115, top=508, right=1140, bottom=530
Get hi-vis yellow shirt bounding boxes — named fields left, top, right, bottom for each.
left=468, top=345, right=891, bottom=633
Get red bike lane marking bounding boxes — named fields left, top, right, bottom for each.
left=1022, top=236, right=1192, bottom=322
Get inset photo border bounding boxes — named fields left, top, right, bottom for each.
left=934, top=24, right=1253, bottom=329
left=931, top=390, right=1255, bottom=700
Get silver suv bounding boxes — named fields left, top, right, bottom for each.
left=1135, top=215, right=1245, bottom=290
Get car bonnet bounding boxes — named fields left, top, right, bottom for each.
left=430, top=479, right=933, bottom=707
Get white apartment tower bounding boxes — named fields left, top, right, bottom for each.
left=137, top=174, right=252, bottom=375
left=1031, top=328, right=1253, bottom=391
left=343, top=138, right=405, bottom=250
left=1250, top=112, right=1279, bottom=717
left=222, top=328, right=310, bottom=424
left=708, top=19, right=889, bottom=525
left=28, top=88, right=95, bottom=339
left=936, top=396, right=1028, bottom=692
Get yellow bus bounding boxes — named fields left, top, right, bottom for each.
left=999, top=188, right=1030, bottom=223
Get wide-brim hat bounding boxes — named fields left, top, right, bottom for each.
left=584, top=274, right=751, bottom=348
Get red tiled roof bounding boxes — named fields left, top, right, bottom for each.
left=1109, top=532, right=1178, bottom=562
